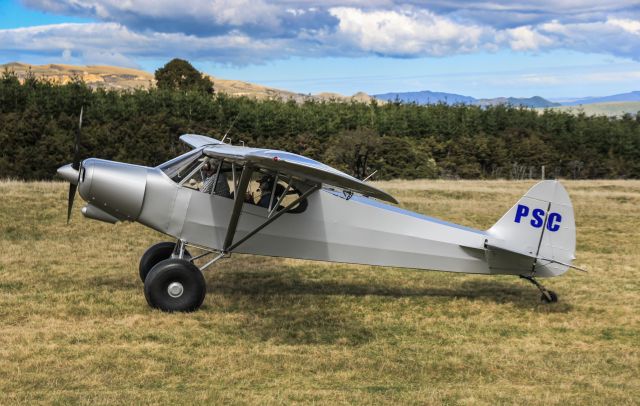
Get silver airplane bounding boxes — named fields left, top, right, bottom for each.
left=57, top=133, right=581, bottom=312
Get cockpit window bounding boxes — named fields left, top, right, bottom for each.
left=160, top=152, right=309, bottom=214
left=208, top=161, right=233, bottom=197
left=158, top=148, right=203, bottom=181
left=245, top=170, right=308, bottom=214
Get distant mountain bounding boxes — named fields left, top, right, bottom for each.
left=374, top=90, right=476, bottom=105
left=477, top=96, right=560, bottom=108
left=560, top=91, right=640, bottom=106
left=373, top=90, right=559, bottom=108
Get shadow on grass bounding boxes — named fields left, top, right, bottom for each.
left=208, top=267, right=571, bottom=307
left=203, top=267, right=572, bottom=345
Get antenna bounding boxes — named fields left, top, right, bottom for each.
left=362, top=170, right=378, bottom=182
left=220, top=115, right=239, bottom=144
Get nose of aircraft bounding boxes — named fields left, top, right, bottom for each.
left=77, top=158, right=149, bottom=221
left=56, top=158, right=150, bottom=221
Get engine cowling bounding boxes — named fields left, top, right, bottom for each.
left=78, top=158, right=148, bottom=221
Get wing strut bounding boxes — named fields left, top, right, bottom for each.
left=226, top=184, right=321, bottom=253
left=223, top=165, right=254, bottom=251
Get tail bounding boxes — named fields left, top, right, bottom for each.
left=485, top=180, right=577, bottom=277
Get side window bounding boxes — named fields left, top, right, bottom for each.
left=210, top=162, right=234, bottom=198
left=245, top=171, right=308, bottom=214
left=159, top=148, right=203, bottom=182
left=174, top=159, right=310, bottom=214
left=180, top=159, right=206, bottom=191
left=178, top=159, right=234, bottom=197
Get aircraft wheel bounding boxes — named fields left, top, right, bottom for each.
left=144, top=258, right=206, bottom=312
left=139, top=242, right=191, bottom=282
left=541, top=290, right=558, bottom=303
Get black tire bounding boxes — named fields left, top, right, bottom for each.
left=139, top=242, right=191, bottom=282
left=144, top=258, right=206, bottom=312
left=541, top=290, right=558, bottom=303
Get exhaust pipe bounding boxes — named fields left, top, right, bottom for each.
left=81, top=204, right=121, bottom=224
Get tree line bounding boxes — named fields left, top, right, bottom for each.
left=1, top=68, right=639, bottom=181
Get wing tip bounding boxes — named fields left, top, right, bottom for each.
left=180, top=134, right=224, bottom=149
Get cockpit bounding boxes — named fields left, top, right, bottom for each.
left=158, top=148, right=309, bottom=213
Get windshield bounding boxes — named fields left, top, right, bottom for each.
left=158, top=148, right=204, bottom=181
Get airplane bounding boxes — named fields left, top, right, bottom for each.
left=57, top=130, right=582, bottom=312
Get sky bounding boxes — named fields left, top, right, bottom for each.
left=0, top=0, right=639, bottom=99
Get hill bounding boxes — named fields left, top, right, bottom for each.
left=2, top=62, right=154, bottom=89
left=374, top=90, right=476, bottom=105
left=539, top=101, right=640, bottom=117
left=373, top=90, right=559, bottom=108
left=477, top=96, right=560, bottom=108
left=0, top=62, right=376, bottom=103
left=561, top=91, right=640, bottom=106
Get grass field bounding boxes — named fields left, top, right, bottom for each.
left=0, top=179, right=638, bottom=404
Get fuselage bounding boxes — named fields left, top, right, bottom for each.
left=130, top=163, right=494, bottom=275
left=73, top=156, right=571, bottom=278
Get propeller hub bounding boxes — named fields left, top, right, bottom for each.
left=57, top=164, right=80, bottom=185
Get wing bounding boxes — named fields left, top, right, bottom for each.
left=180, top=134, right=224, bottom=149
left=203, top=144, right=398, bottom=204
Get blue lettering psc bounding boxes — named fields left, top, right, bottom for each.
left=530, top=208, right=545, bottom=228
left=547, top=212, right=562, bottom=231
left=514, top=204, right=529, bottom=223
left=513, top=204, right=562, bottom=232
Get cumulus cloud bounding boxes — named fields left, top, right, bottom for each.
left=401, top=1, right=640, bottom=28
left=535, top=18, right=640, bottom=60
left=4, top=0, right=639, bottom=64
left=0, top=23, right=298, bottom=65
left=500, top=26, right=553, bottom=51
left=21, top=0, right=338, bottom=37
left=608, top=17, right=640, bottom=34
left=328, top=7, right=492, bottom=56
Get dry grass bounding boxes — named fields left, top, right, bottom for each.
left=0, top=179, right=638, bottom=404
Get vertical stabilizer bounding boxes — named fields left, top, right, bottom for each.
left=485, top=181, right=576, bottom=277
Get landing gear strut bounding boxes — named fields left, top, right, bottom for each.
left=520, top=275, right=558, bottom=303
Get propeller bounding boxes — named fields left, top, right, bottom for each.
left=66, top=106, right=83, bottom=223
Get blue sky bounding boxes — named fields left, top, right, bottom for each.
left=1, top=0, right=639, bottom=98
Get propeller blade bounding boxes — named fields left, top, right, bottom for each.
left=72, top=106, right=83, bottom=171
left=67, top=183, right=77, bottom=224
left=67, top=106, right=83, bottom=223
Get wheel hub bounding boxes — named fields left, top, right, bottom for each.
left=167, top=282, right=184, bottom=298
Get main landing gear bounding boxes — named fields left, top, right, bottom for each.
left=139, top=241, right=192, bottom=282
left=144, top=258, right=206, bottom=312
left=139, top=240, right=223, bottom=312
left=520, top=275, right=558, bottom=303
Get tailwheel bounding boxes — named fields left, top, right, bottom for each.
left=139, top=241, right=191, bottom=282
left=520, top=275, right=558, bottom=304
left=541, top=290, right=558, bottom=303
left=144, top=258, right=206, bottom=312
